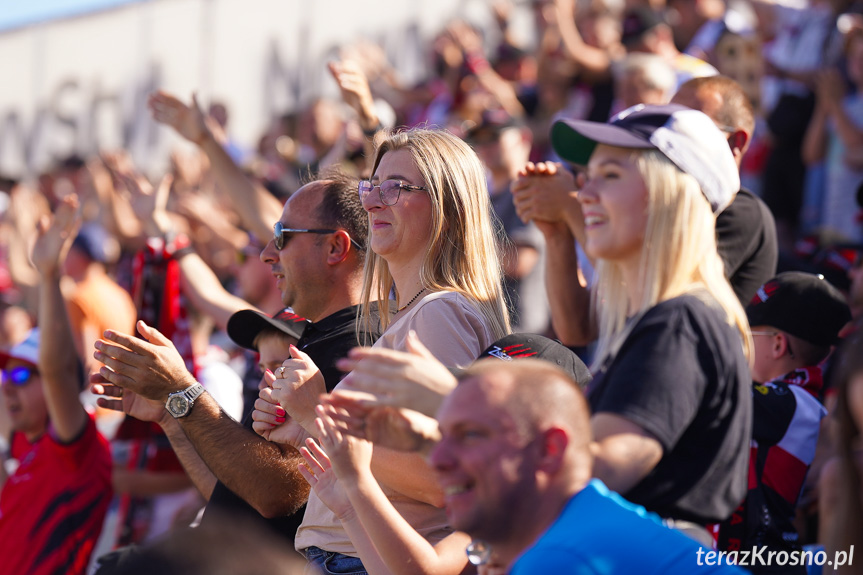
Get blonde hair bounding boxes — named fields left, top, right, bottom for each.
left=591, top=149, right=751, bottom=368
left=360, top=128, right=511, bottom=340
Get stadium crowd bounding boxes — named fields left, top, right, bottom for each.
left=1, top=0, right=863, bottom=574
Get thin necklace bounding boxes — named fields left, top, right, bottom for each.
left=397, top=288, right=426, bottom=312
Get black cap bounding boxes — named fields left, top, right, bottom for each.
left=71, top=225, right=109, bottom=263
left=810, top=243, right=863, bottom=292
left=475, top=333, right=593, bottom=388
left=227, top=308, right=308, bottom=351
left=621, top=7, right=665, bottom=46
left=465, top=109, right=523, bottom=145
left=747, top=272, right=851, bottom=346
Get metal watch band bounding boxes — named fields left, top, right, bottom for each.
left=182, top=383, right=205, bottom=402
left=166, top=383, right=205, bottom=418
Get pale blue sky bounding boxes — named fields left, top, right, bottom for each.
left=0, top=0, right=140, bottom=32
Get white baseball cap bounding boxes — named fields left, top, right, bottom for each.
left=551, top=104, right=740, bottom=214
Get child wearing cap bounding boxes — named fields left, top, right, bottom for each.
left=717, top=272, right=851, bottom=573
left=550, top=104, right=752, bottom=541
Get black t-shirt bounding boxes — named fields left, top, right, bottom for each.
left=202, top=304, right=383, bottom=543
left=716, top=189, right=778, bottom=305
left=587, top=295, right=752, bottom=525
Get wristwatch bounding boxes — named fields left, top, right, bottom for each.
left=165, top=383, right=205, bottom=418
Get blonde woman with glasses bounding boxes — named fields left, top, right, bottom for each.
left=254, top=128, right=510, bottom=575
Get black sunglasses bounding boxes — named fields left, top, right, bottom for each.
left=273, top=222, right=363, bottom=251
left=1, top=366, right=37, bottom=387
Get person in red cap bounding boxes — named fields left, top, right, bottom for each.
left=0, top=195, right=112, bottom=575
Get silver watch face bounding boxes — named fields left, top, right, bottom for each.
left=167, top=395, right=190, bottom=418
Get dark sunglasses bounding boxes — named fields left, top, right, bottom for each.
left=273, top=222, right=363, bottom=252
left=1, top=366, right=38, bottom=387
left=358, top=179, right=427, bottom=206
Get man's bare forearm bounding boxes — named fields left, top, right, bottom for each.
left=176, top=393, right=310, bottom=517
left=159, top=416, right=218, bottom=499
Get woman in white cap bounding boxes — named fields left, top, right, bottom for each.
left=550, top=104, right=752, bottom=543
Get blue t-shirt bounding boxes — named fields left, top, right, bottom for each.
left=510, top=480, right=745, bottom=574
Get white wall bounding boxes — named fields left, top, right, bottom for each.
left=0, top=0, right=500, bottom=178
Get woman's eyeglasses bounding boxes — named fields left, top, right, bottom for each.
left=273, top=222, right=363, bottom=252
left=1, top=366, right=38, bottom=387
left=358, top=180, right=427, bottom=206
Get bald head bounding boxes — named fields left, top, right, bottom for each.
left=456, top=359, right=593, bottom=452
left=432, top=359, right=594, bottom=550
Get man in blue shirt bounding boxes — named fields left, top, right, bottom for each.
left=430, top=359, right=745, bottom=574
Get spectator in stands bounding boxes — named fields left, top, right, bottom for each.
left=0, top=196, right=112, bottom=575
left=621, top=6, right=718, bottom=89
left=672, top=75, right=779, bottom=305
left=717, top=272, right=851, bottom=573
left=819, top=330, right=863, bottom=575
left=549, top=104, right=751, bottom=543
left=802, top=26, right=863, bottom=244
left=514, top=76, right=776, bottom=351
left=91, top=171, right=377, bottom=556
left=467, top=111, right=550, bottom=333
left=251, top=128, right=510, bottom=574
left=429, top=359, right=745, bottom=574
left=614, top=53, right=677, bottom=111
left=62, top=225, right=137, bottom=375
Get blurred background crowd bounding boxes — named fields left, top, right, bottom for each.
left=1, top=0, right=863, bottom=572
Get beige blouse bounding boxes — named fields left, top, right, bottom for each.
left=294, top=290, right=496, bottom=556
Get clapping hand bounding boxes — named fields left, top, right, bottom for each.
left=335, top=330, right=456, bottom=417
left=320, top=394, right=441, bottom=455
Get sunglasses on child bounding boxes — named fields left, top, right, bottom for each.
left=1, top=366, right=38, bottom=387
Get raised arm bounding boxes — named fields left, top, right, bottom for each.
left=542, top=223, right=595, bottom=346
left=114, top=160, right=257, bottom=331
left=552, top=0, right=618, bottom=82
left=176, top=251, right=259, bottom=331
left=94, top=322, right=310, bottom=517
left=450, top=21, right=526, bottom=119
left=148, top=91, right=282, bottom=239
left=512, top=163, right=595, bottom=345
left=31, top=195, right=88, bottom=442
left=819, top=69, right=863, bottom=151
